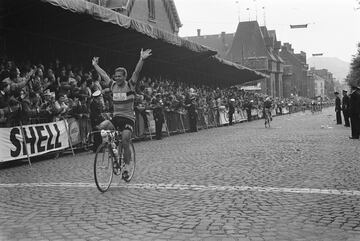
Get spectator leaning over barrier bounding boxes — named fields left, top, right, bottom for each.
left=39, top=90, right=56, bottom=122
left=2, top=66, right=35, bottom=93
left=91, top=48, right=152, bottom=174
left=55, top=93, right=70, bottom=116
left=0, top=81, right=10, bottom=109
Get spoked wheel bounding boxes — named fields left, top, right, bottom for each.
left=94, top=143, right=114, bottom=192
left=120, top=142, right=136, bottom=183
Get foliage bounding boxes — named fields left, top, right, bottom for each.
left=348, top=42, right=360, bottom=87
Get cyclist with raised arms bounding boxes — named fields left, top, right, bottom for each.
left=91, top=48, right=152, bottom=173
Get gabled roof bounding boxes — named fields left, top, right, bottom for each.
left=262, top=28, right=285, bottom=64
left=167, top=0, right=182, bottom=28
left=185, top=32, right=235, bottom=58
left=268, top=30, right=277, bottom=43
left=227, top=21, right=276, bottom=62
left=280, top=48, right=304, bottom=67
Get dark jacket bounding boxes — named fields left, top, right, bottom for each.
left=335, top=96, right=341, bottom=111
left=342, top=95, right=350, bottom=111
left=151, top=98, right=164, bottom=122
left=349, top=88, right=360, bottom=116
left=228, top=102, right=235, bottom=115
left=90, top=98, right=104, bottom=126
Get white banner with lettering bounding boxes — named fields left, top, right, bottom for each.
left=0, top=120, right=69, bottom=162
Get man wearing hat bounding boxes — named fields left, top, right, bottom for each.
left=342, top=90, right=350, bottom=127
left=228, top=98, right=235, bottom=126
left=334, top=91, right=342, bottom=125
left=91, top=48, right=152, bottom=176
left=151, top=93, right=165, bottom=140
left=185, top=95, right=198, bottom=132
left=349, top=84, right=360, bottom=139
left=90, top=90, right=105, bottom=151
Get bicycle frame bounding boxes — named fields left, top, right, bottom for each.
left=264, top=108, right=271, bottom=127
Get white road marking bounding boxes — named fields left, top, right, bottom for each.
left=1, top=182, right=360, bottom=196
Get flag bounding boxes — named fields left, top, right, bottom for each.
left=290, top=24, right=308, bottom=29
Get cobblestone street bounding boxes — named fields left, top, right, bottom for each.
left=1, top=107, right=360, bottom=241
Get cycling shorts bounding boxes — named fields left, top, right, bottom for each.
left=111, top=116, right=135, bottom=132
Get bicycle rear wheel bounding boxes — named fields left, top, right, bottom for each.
left=94, top=143, right=114, bottom=192
left=121, top=141, right=136, bottom=182
left=264, top=114, right=270, bottom=128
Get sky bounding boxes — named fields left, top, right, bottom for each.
left=174, top=0, right=360, bottom=63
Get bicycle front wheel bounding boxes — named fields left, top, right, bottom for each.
left=94, top=143, right=114, bottom=192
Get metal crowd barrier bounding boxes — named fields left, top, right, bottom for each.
left=0, top=105, right=313, bottom=164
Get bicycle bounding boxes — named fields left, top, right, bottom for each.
left=94, top=129, right=136, bottom=192
left=264, top=108, right=271, bottom=128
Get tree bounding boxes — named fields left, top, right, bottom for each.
left=348, top=42, right=360, bottom=87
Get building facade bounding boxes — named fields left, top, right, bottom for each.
left=279, top=43, right=310, bottom=98
left=226, top=21, right=283, bottom=97
left=184, top=21, right=285, bottom=97
left=87, top=0, right=182, bottom=34
left=185, top=30, right=235, bottom=59
left=309, top=67, right=336, bottom=98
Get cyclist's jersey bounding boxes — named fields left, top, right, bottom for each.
left=264, top=100, right=272, bottom=109
left=110, top=80, right=135, bottom=122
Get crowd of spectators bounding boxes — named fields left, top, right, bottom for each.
left=0, top=55, right=330, bottom=128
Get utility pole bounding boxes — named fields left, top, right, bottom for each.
left=235, top=1, right=240, bottom=22
left=262, top=6, right=266, bottom=26
left=254, top=0, right=258, bottom=21
left=246, top=8, right=250, bottom=21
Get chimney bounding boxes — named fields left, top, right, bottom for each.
left=197, top=29, right=201, bottom=37
left=221, top=31, right=226, bottom=43
left=283, top=43, right=291, bottom=52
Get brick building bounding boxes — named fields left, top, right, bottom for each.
left=280, top=43, right=310, bottom=98
left=185, top=30, right=235, bottom=59
left=225, top=21, right=283, bottom=97
left=309, top=67, right=336, bottom=98
left=87, top=0, right=182, bottom=34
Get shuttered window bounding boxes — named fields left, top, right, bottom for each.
left=148, top=0, right=155, bottom=19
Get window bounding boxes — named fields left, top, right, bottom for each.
left=148, top=0, right=155, bottom=19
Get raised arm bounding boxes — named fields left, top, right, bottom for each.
left=91, top=57, right=111, bottom=87
left=10, top=68, right=35, bottom=91
left=130, top=49, right=152, bottom=86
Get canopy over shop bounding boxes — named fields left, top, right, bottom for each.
left=0, top=0, right=264, bottom=88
